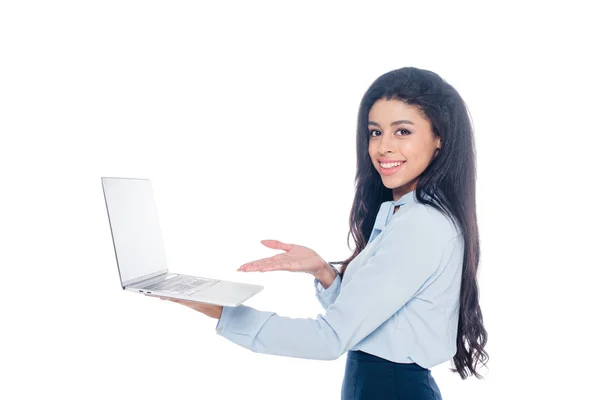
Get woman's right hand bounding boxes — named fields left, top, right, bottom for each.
left=237, top=239, right=328, bottom=277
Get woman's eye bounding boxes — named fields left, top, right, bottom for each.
left=368, top=129, right=411, bottom=137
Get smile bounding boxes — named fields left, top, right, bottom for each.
left=379, top=161, right=405, bottom=175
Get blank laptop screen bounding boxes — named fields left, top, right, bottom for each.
left=102, top=177, right=168, bottom=285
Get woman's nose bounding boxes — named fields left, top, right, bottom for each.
left=378, top=133, right=395, bottom=153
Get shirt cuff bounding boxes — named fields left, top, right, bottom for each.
left=215, top=304, right=276, bottom=351
left=314, top=273, right=341, bottom=307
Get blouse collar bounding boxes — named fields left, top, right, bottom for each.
left=367, top=190, right=431, bottom=243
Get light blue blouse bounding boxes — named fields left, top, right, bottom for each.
left=215, top=189, right=464, bottom=368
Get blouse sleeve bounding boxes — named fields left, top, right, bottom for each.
left=215, top=207, right=454, bottom=360
left=313, top=268, right=342, bottom=309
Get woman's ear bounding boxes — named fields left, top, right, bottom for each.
left=434, top=137, right=441, bottom=157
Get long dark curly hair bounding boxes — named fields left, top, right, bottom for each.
left=329, top=66, right=488, bottom=379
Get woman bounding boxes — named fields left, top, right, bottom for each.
left=156, top=66, right=488, bottom=399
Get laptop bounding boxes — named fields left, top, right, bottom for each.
left=101, top=177, right=264, bottom=307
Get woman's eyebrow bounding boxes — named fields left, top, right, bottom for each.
left=368, top=120, right=415, bottom=127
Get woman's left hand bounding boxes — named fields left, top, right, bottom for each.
left=147, top=295, right=223, bottom=319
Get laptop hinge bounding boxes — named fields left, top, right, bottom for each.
left=123, top=269, right=169, bottom=288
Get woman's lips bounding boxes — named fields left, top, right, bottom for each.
left=379, top=161, right=405, bottom=175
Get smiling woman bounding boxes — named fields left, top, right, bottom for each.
left=161, top=66, right=488, bottom=400
left=368, top=100, right=441, bottom=192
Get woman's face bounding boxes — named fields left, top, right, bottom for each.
left=368, top=98, right=441, bottom=201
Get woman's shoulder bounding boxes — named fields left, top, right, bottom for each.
left=394, top=201, right=462, bottom=242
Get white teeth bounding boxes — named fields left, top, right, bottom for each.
left=380, top=162, right=403, bottom=168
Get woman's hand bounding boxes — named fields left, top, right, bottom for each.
left=238, top=239, right=328, bottom=276
left=147, top=295, right=223, bottom=319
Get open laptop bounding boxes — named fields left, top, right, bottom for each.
left=101, top=177, right=264, bottom=307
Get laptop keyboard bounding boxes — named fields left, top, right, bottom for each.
left=143, top=275, right=216, bottom=295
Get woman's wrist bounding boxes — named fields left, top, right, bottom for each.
left=314, top=258, right=338, bottom=289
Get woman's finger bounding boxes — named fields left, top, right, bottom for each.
left=239, top=256, right=282, bottom=269
left=240, top=261, right=281, bottom=271
left=270, top=261, right=298, bottom=271
left=248, top=261, right=297, bottom=272
left=238, top=260, right=276, bottom=271
left=261, top=239, right=294, bottom=252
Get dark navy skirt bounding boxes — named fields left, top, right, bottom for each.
left=341, top=350, right=443, bottom=400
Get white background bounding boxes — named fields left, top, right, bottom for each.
left=1, top=1, right=598, bottom=399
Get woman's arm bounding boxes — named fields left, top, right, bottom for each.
left=314, top=262, right=339, bottom=289
left=215, top=207, right=457, bottom=360
left=313, top=263, right=341, bottom=309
